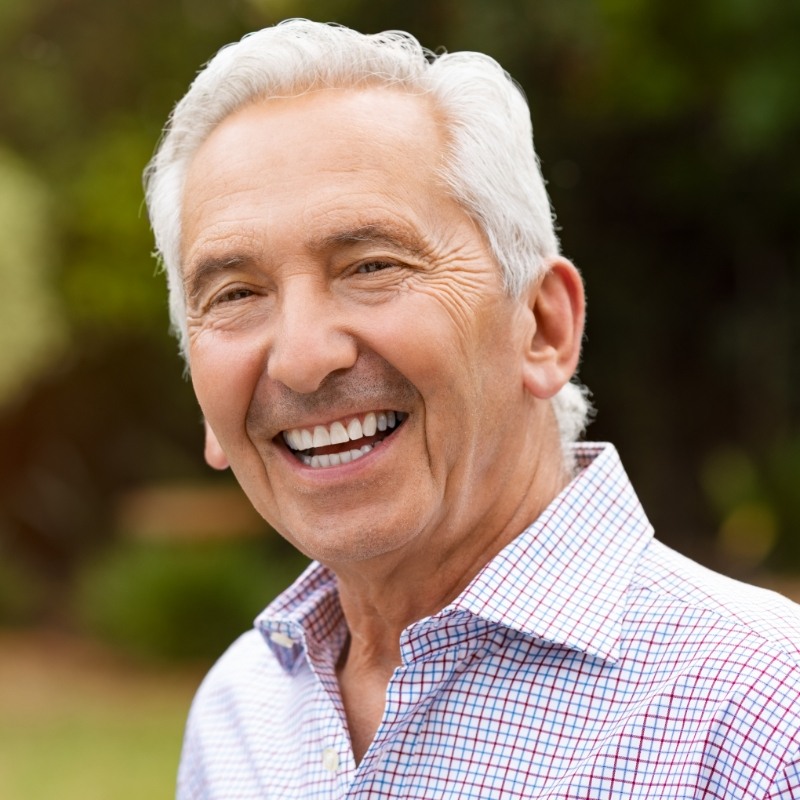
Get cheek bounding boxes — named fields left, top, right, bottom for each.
left=367, top=297, right=470, bottom=381
left=189, top=339, right=262, bottom=436
left=384, top=300, right=513, bottom=410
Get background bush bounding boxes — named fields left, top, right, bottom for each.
left=76, top=537, right=309, bottom=661
left=0, top=550, right=45, bottom=626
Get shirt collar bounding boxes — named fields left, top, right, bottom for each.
left=257, top=442, right=652, bottom=668
left=256, top=561, right=343, bottom=672
left=450, top=442, right=653, bottom=661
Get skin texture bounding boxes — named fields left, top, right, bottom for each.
left=181, top=87, right=585, bottom=761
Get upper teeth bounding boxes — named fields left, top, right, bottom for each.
left=282, top=411, right=402, bottom=452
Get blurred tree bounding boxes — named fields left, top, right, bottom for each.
left=0, top=147, right=66, bottom=404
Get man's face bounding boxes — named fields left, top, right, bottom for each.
left=181, top=87, right=546, bottom=567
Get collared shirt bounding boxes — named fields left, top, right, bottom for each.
left=177, top=443, right=800, bottom=798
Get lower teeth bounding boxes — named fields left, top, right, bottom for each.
left=303, top=443, right=375, bottom=468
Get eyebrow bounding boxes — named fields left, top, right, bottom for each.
left=185, top=254, right=253, bottom=303
left=309, top=223, right=429, bottom=260
left=184, top=221, right=429, bottom=302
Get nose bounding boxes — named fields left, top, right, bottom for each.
left=267, top=281, right=358, bottom=394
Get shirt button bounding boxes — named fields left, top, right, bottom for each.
left=321, top=748, right=339, bottom=773
left=269, top=631, right=295, bottom=648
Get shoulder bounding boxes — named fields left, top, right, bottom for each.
left=188, top=628, right=294, bottom=718
left=181, top=624, right=318, bottom=760
left=634, top=539, right=800, bottom=661
left=607, top=541, right=800, bottom=793
left=177, top=628, right=314, bottom=797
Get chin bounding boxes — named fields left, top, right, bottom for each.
left=285, top=517, right=420, bottom=567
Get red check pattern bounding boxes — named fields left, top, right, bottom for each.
left=177, top=443, right=800, bottom=798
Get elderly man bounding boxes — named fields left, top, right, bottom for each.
left=145, top=19, right=800, bottom=799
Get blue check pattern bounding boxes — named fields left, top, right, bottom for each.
left=177, top=443, right=800, bottom=798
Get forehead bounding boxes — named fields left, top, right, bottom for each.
left=180, top=87, right=456, bottom=267
left=184, top=86, right=446, bottom=194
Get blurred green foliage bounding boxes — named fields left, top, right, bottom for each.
left=0, top=548, right=46, bottom=625
left=0, top=0, right=798, bottom=633
left=0, top=147, right=65, bottom=402
left=77, top=537, right=309, bottom=660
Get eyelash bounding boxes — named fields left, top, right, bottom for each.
left=357, top=260, right=394, bottom=274
left=214, top=287, right=253, bottom=305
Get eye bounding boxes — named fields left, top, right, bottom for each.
left=357, top=260, right=394, bottom=274
left=214, top=287, right=254, bottom=305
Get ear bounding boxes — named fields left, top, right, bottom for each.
left=522, top=257, right=585, bottom=399
left=203, top=419, right=230, bottom=470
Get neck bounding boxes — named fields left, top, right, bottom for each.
left=332, top=412, right=571, bottom=763
left=334, top=424, right=571, bottom=669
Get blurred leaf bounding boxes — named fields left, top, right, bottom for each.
left=60, top=122, right=166, bottom=333
left=0, top=146, right=68, bottom=405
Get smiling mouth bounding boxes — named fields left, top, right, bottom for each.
left=281, top=410, right=407, bottom=469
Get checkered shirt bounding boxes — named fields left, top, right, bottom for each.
left=177, top=443, right=800, bottom=798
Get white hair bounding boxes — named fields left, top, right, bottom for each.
left=144, top=19, right=590, bottom=444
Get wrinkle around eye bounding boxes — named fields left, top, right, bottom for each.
left=411, top=265, right=502, bottom=335
left=188, top=287, right=272, bottom=335
left=342, top=261, right=416, bottom=298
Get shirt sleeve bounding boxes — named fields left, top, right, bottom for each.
left=176, top=710, right=208, bottom=800
left=765, top=744, right=800, bottom=800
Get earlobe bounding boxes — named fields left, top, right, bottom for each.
left=204, top=420, right=230, bottom=470
left=521, top=257, right=585, bottom=399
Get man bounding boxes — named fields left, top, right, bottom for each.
left=145, top=20, right=800, bottom=799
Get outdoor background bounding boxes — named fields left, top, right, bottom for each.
left=1, top=0, right=799, bottom=797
